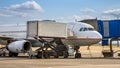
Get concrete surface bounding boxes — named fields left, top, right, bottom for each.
left=0, top=57, right=120, bottom=68
left=1, top=45, right=120, bottom=68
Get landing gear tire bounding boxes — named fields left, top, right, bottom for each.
left=43, top=51, right=50, bottom=59
left=3, top=52, right=6, bottom=56
left=36, top=51, right=42, bottom=59
left=0, top=52, right=6, bottom=56
left=54, top=55, right=59, bottom=58
left=9, top=52, right=18, bottom=57
left=13, top=53, right=18, bottom=57
left=9, top=52, right=14, bottom=57
left=53, top=51, right=59, bottom=58
left=74, top=46, right=81, bottom=58
left=63, top=51, right=69, bottom=58
left=75, top=53, right=81, bottom=58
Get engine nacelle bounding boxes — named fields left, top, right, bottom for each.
left=7, top=40, right=31, bottom=53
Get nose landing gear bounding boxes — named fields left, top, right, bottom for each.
left=74, top=46, right=81, bottom=58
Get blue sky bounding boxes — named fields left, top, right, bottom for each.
left=0, top=0, right=120, bottom=24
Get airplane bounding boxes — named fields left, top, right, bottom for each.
left=0, top=21, right=102, bottom=58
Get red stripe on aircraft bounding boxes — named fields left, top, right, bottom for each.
left=61, top=38, right=102, bottom=40
left=43, top=38, right=102, bottom=40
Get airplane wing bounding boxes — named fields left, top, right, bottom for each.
left=0, top=35, right=17, bottom=45
left=0, top=35, right=43, bottom=47
left=0, top=36, right=13, bottom=40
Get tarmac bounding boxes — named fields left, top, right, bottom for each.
left=1, top=45, right=120, bottom=68
left=1, top=57, right=120, bottom=68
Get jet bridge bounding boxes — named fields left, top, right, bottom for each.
left=27, top=20, right=67, bottom=38
left=80, top=19, right=120, bottom=58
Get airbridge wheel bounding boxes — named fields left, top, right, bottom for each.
left=14, top=53, right=18, bottom=57
left=9, top=52, right=13, bottom=57
left=63, top=51, right=69, bottom=58
left=9, top=52, right=18, bottom=57
left=53, top=51, right=59, bottom=58
left=36, top=51, right=42, bottom=59
left=43, top=51, right=50, bottom=59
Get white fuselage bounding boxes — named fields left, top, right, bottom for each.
left=61, top=22, right=102, bottom=46
left=0, top=22, right=102, bottom=46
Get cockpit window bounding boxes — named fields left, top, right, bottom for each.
left=79, top=28, right=83, bottom=31
left=88, top=28, right=94, bottom=31
left=79, top=27, right=94, bottom=31
left=83, top=28, right=87, bottom=31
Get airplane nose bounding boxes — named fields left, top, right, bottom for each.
left=87, top=31, right=102, bottom=44
left=93, top=31, right=102, bottom=40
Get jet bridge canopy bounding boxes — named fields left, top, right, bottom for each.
left=27, top=20, right=67, bottom=38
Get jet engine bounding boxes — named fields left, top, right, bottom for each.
left=7, top=40, right=31, bottom=53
